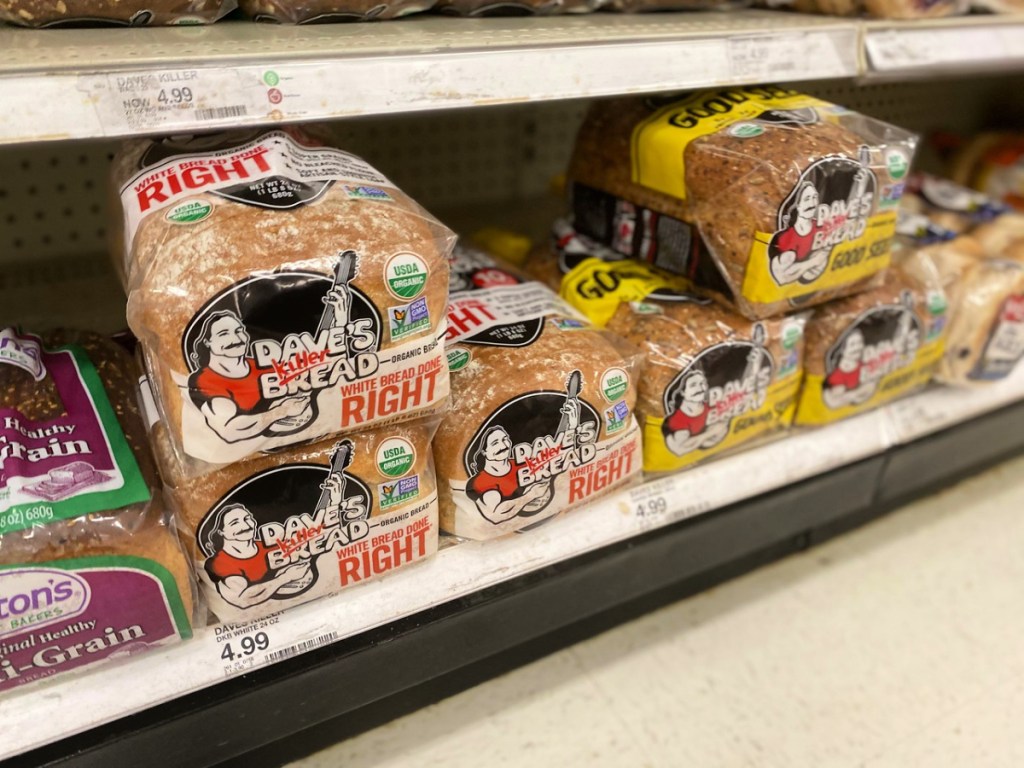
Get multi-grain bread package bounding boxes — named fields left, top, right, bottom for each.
left=0, top=0, right=234, bottom=26
left=902, top=173, right=1009, bottom=235
left=794, top=263, right=949, bottom=426
left=114, top=128, right=453, bottom=477
left=152, top=414, right=439, bottom=622
left=523, top=219, right=699, bottom=328
left=568, top=85, right=918, bottom=320
left=0, top=329, right=193, bottom=692
left=437, top=245, right=643, bottom=540
left=238, top=0, right=434, bottom=22
left=606, top=301, right=808, bottom=474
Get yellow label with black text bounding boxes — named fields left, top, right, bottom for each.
left=741, top=210, right=897, bottom=305
left=643, top=374, right=801, bottom=474
left=631, top=87, right=832, bottom=201
left=795, top=336, right=944, bottom=426
left=559, top=257, right=698, bottom=328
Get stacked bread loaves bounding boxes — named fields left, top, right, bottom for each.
left=0, top=0, right=235, bottom=25
left=0, top=329, right=193, bottom=691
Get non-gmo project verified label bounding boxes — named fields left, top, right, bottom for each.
left=604, top=401, right=630, bottom=434
left=389, top=297, right=430, bottom=342
left=378, top=475, right=420, bottom=510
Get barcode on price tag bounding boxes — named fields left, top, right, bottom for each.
left=265, top=632, right=341, bottom=664
left=90, top=68, right=255, bottom=133
left=728, top=33, right=849, bottom=82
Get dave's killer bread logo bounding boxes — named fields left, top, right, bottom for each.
left=972, top=294, right=1024, bottom=381
left=822, top=294, right=923, bottom=410
left=183, top=250, right=382, bottom=444
left=768, top=150, right=877, bottom=288
left=463, top=371, right=608, bottom=525
left=661, top=326, right=774, bottom=458
left=198, top=440, right=372, bottom=610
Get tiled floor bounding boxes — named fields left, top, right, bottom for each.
left=292, top=455, right=1024, bottom=768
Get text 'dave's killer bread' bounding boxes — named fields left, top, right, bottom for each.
left=435, top=246, right=643, bottom=539
left=0, top=329, right=193, bottom=691
left=568, top=85, right=918, bottom=319
left=152, top=416, right=439, bottom=622
left=606, top=296, right=808, bottom=473
left=113, top=128, right=454, bottom=476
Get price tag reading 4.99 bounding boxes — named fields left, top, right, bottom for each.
left=101, top=69, right=251, bottom=132
left=220, top=631, right=270, bottom=663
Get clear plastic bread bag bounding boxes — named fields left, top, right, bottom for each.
left=112, top=127, right=455, bottom=478
left=436, top=245, right=644, bottom=540
left=151, top=409, right=441, bottom=623
left=794, top=253, right=949, bottom=426
left=0, top=0, right=235, bottom=27
left=568, top=85, right=918, bottom=320
left=238, top=0, right=434, bottom=22
left=0, top=328, right=194, bottom=691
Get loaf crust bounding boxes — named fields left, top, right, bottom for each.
left=114, top=129, right=453, bottom=473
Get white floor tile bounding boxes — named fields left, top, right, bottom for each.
left=291, top=455, right=1024, bottom=768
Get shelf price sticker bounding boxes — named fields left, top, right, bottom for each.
left=84, top=68, right=258, bottom=134
left=886, top=396, right=954, bottom=444
left=629, top=477, right=712, bottom=531
left=212, top=614, right=282, bottom=678
left=212, top=613, right=344, bottom=678
left=728, top=33, right=851, bottom=83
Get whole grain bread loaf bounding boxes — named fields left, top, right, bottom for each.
left=114, top=128, right=453, bottom=475
left=239, top=0, right=434, bottom=21
left=568, top=87, right=917, bottom=319
left=606, top=300, right=806, bottom=472
left=436, top=246, right=643, bottom=540
left=795, top=263, right=947, bottom=425
left=0, top=329, right=193, bottom=689
left=0, top=0, right=233, bottom=26
left=153, top=415, right=439, bottom=622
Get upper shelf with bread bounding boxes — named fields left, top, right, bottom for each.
left=1, top=10, right=1023, bottom=146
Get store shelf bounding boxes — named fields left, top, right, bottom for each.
left=4, top=366, right=1024, bottom=766
left=0, top=12, right=862, bottom=144
left=864, top=14, right=1024, bottom=77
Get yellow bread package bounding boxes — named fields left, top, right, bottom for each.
left=568, top=85, right=918, bottom=319
left=605, top=299, right=808, bottom=474
left=112, top=128, right=453, bottom=477
left=152, top=413, right=439, bottom=623
left=437, top=245, right=643, bottom=540
left=0, top=329, right=193, bottom=692
left=523, top=219, right=700, bottom=328
left=795, top=261, right=949, bottom=426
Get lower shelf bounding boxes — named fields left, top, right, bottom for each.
left=5, top=368, right=1024, bottom=767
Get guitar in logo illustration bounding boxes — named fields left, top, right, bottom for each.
left=200, top=440, right=371, bottom=609
left=464, top=370, right=598, bottom=525
left=662, top=325, right=772, bottom=458
left=185, top=249, right=380, bottom=445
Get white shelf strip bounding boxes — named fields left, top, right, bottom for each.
left=3, top=366, right=1024, bottom=760
left=864, top=17, right=1024, bottom=74
left=0, top=12, right=860, bottom=144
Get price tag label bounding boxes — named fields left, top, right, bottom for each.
left=887, top=397, right=951, bottom=443
left=629, top=478, right=712, bottom=531
left=84, top=68, right=256, bottom=134
left=728, top=33, right=848, bottom=82
left=865, top=30, right=945, bottom=71
left=212, top=615, right=281, bottom=678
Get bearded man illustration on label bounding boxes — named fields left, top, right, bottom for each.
left=187, top=251, right=356, bottom=443
left=203, top=503, right=314, bottom=610
left=662, top=327, right=769, bottom=458
left=769, top=154, right=874, bottom=287
left=466, top=371, right=587, bottom=525
left=823, top=295, right=921, bottom=410
left=203, top=441, right=361, bottom=610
